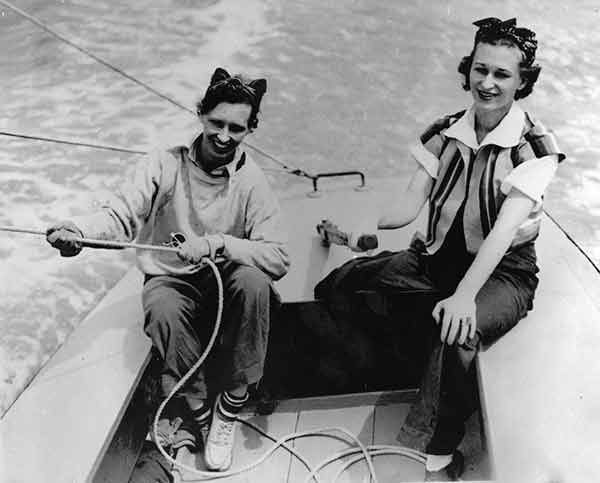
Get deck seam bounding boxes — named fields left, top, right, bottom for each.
left=285, top=407, right=302, bottom=483
left=370, top=403, right=377, bottom=483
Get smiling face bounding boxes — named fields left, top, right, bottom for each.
left=199, top=102, right=252, bottom=170
left=469, top=42, right=526, bottom=117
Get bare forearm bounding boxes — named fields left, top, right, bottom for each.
left=377, top=164, right=432, bottom=230
left=455, top=226, right=516, bottom=298
left=455, top=191, right=535, bottom=298
left=377, top=196, right=423, bottom=229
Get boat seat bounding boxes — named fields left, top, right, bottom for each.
left=3, top=174, right=596, bottom=482
left=276, top=179, right=422, bottom=304
left=474, top=217, right=600, bottom=482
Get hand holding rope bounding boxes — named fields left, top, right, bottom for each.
left=0, top=225, right=428, bottom=480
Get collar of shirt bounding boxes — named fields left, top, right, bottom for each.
left=186, top=132, right=242, bottom=177
left=444, top=102, right=526, bottom=151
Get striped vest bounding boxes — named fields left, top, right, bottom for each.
left=421, top=110, right=564, bottom=254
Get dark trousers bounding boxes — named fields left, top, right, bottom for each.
left=142, top=261, right=279, bottom=411
left=315, top=236, right=539, bottom=454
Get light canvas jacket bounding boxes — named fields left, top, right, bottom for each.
left=73, top=134, right=290, bottom=280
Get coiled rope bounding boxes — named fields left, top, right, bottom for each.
left=5, top=0, right=597, bottom=477
left=0, top=225, right=428, bottom=480
left=152, top=258, right=426, bottom=483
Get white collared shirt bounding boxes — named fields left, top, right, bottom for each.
left=186, top=132, right=242, bottom=178
left=410, top=103, right=563, bottom=254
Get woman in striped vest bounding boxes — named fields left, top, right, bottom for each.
left=315, top=17, right=564, bottom=480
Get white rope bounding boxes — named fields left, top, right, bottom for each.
left=332, top=447, right=426, bottom=483
left=175, top=424, right=428, bottom=483
left=304, top=445, right=426, bottom=483
left=152, top=258, right=225, bottom=476
left=0, top=225, right=428, bottom=480
left=151, top=259, right=323, bottom=482
left=149, top=257, right=427, bottom=482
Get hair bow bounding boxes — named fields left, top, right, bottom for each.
left=472, top=17, right=537, bottom=65
left=473, top=17, right=517, bottom=30
left=208, top=67, right=267, bottom=103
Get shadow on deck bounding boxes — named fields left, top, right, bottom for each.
left=115, top=294, right=490, bottom=483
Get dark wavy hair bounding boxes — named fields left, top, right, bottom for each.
left=196, top=68, right=267, bottom=130
left=458, top=27, right=541, bottom=100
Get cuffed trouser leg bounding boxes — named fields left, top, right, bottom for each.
left=143, top=274, right=215, bottom=409
left=129, top=441, right=174, bottom=483
left=142, top=262, right=278, bottom=410
left=422, top=337, right=480, bottom=454
left=317, top=241, right=538, bottom=455
left=401, top=257, right=538, bottom=454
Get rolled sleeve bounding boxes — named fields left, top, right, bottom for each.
left=409, top=142, right=439, bottom=179
left=500, top=155, right=559, bottom=206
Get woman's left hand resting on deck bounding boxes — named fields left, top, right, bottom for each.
left=46, top=221, right=84, bottom=257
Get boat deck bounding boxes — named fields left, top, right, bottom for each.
left=173, top=391, right=489, bottom=483
left=2, top=178, right=598, bottom=483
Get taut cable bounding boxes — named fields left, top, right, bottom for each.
left=0, top=130, right=147, bottom=155
left=0, top=226, right=180, bottom=253
left=0, top=0, right=313, bottom=179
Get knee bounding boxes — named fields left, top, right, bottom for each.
left=142, top=285, right=185, bottom=336
left=227, top=265, right=272, bottom=299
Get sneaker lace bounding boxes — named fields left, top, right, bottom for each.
left=212, top=417, right=234, bottom=446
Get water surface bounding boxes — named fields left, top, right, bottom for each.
left=1, top=0, right=598, bottom=415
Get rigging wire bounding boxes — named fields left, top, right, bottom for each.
left=5, top=125, right=598, bottom=274
left=2, top=2, right=598, bottom=479
left=0, top=130, right=147, bottom=155
left=0, top=130, right=288, bottom=173
left=543, top=208, right=600, bottom=275
left=2, top=0, right=597, bottom=273
left=0, top=0, right=312, bottom=179
left=1, top=0, right=597, bottom=268
left=0, top=0, right=194, bottom=115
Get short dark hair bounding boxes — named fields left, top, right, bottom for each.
left=458, top=38, right=541, bottom=100
left=196, top=68, right=267, bottom=130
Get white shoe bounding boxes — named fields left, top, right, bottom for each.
left=204, top=397, right=236, bottom=471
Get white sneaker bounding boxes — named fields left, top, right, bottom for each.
left=203, top=397, right=236, bottom=471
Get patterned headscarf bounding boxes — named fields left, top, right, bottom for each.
left=473, top=17, right=538, bottom=66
